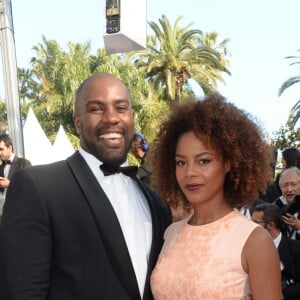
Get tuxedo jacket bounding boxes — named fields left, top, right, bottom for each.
left=0, top=151, right=171, bottom=300
left=278, top=236, right=300, bottom=299
left=0, top=155, right=32, bottom=192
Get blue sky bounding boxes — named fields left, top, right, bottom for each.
left=3, top=0, right=300, bottom=136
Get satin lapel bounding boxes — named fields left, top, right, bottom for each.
left=67, top=152, right=141, bottom=300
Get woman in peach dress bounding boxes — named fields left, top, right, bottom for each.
left=149, top=93, right=282, bottom=300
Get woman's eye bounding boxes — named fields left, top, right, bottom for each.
left=199, top=159, right=210, bottom=165
left=175, top=160, right=185, bottom=167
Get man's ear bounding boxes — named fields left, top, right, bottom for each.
left=265, top=221, right=275, bottom=231
left=73, top=115, right=81, bottom=134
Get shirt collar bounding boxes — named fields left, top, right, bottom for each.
left=78, top=148, right=129, bottom=177
left=273, top=232, right=282, bottom=248
left=279, top=196, right=288, bottom=206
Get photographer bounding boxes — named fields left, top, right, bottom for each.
left=283, top=195, right=300, bottom=237
left=274, top=167, right=300, bottom=240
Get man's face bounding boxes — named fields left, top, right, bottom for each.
left=74, top=74, right=134, bottom=166
left=280, top=172, right=300, bottom=203
left=0, top=141, right=12, bottom=162
left=251, top=211, right=269, bottom=232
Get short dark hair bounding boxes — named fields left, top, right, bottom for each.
left=0, top=133, right=13, bottom=149
left=252, top=203, right=283, bottom=230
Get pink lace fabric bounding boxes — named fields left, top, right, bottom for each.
left=151, top=211, right=259, bottom=300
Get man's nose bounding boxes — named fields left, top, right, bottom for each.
left=102, top=108, right=119, bottom=123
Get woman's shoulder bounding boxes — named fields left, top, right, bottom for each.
left=163, top=215, right=191, bottom=244
left=165, top=215, right=190, bottom=234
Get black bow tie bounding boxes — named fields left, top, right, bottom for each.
left=100, top=164, right=138, bottom=178
left=2, top=159, right=11, bottom=165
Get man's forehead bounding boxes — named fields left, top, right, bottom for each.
left=282, top=173, right=300, bottom=182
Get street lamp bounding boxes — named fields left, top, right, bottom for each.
left=0, top=0, right=24, bottom=157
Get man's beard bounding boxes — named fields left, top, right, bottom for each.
left=82, top=135, right=132, bottom=167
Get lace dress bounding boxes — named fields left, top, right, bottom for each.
left=150, top=211, right=259, bottom=299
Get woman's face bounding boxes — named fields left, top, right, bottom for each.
left=281, top=158, right=287, bottom=169
left=175, top=131, right=230, bottom=206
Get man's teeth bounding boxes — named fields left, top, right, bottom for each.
left=100, top=133, right=122, bottom=139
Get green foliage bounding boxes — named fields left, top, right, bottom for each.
left=278, top=49, right=300, bottom=128
left=129, top=15, right=231, bottom=103
left=271, top=124, right=300, bottom=149
left=0, top=100, right=7, bottom=132
left=13, top=17, right=297, bottom=154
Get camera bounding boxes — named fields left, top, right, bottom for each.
left=286, top=195, right=300, bottom=214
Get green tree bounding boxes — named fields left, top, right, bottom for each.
left=130, top=15, right=230, bottom=103
left=29, top=36, right=95, bottom=138
left=0, top=99, right=7, bottom=132
left=19, top=38, right=167, bottom=148
left=278, top=49, right=300, bottom=128
left=271, top=124, right=300, bottom=149
left=18, top=67, right=40, bottom=104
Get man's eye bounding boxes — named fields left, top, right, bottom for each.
left=88, top=106, right=102, bottom=113
left=116, top=106, right=127, bottom=112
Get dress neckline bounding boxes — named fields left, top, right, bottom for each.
left=186, top=210, right=236, bottom=228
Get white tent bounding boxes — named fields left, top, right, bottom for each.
left=23, top=108, right=54, bottom=165
left=52, top=125, right=74, bottom=161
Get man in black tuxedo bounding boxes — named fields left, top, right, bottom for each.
left=0, top=133, right=31, bottom=215
left=0, top=73, right=171, bottom=300
left=252, top=203, right=300, bottom=300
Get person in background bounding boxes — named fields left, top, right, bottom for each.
left=252, top=203, right=300, bottom=300
left=130, top=131, right=151, bottom=184
left=0, top=72, right=171, bottom=300
left=274, top=167, right=300, bottom=240
left=275, top=148, right=300, bottom=197
left=0, top=133, right=31, bottom=216
left=149, top=93, right=281, bottom=299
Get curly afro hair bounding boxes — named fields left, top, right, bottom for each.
left=149, top=93, right=273, bottom=210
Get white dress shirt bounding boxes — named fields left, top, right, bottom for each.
left=0, top=154, right=15, bottom=202
left=79, top=148, right=152, bottom=297
left=273, top=232, right=285, bottom=271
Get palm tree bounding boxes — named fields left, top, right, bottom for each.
left=278, top=50, right=300, bottom=128
left=130, top=15, right=231, bottom=103
left=18, top=68, right=39, bottom=104
left=29, top=36, right=94, bottom=137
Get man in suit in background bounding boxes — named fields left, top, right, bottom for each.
left=252, top=203, right=300, bottom=300
left=0, top=72, right=171, bottom=300
left=0, top=133, right=31, bottom=215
